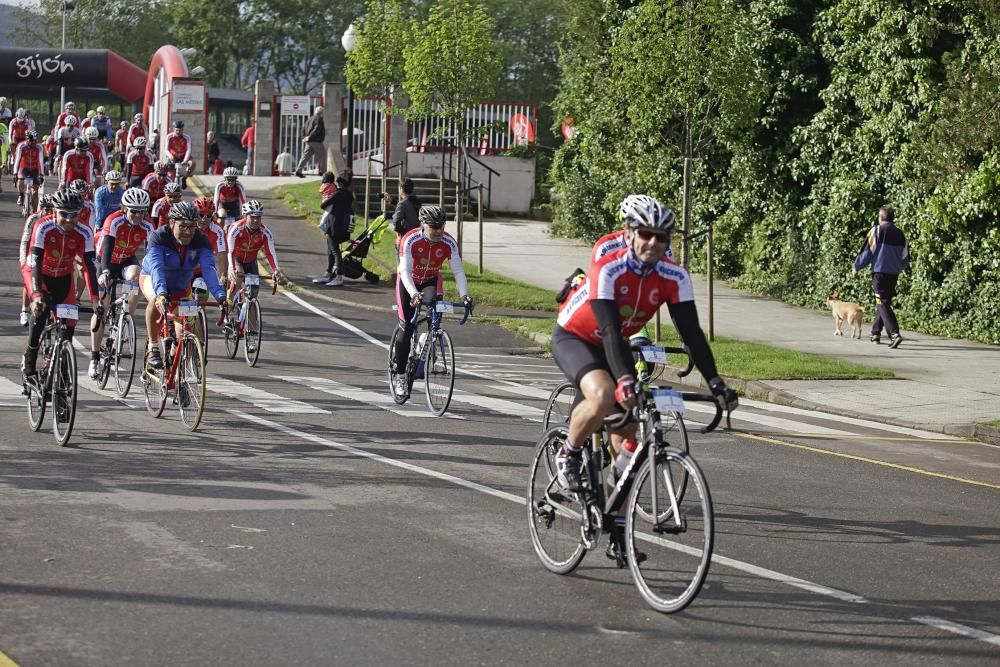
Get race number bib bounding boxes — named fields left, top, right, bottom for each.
left=55, top=304, right=79, bottom=320
left=640, top=346, right=667, bottom=363
left=192, top=277, right=208, bottom=291
left=651, top=388, right=685, bottom=415
left=121, top=280, right=139, bottom=295
left=435, top=302, right=454, bottom=314
left=177, top=301, right=199, bottom=317
left=243, top=274, right=260, bottom=286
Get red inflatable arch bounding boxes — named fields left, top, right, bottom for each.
left=142, top=45, right=190, bottom=115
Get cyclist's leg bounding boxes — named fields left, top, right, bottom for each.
left=139, top=273, right=160, bottom=346
left=227, top=260, right=244, bottom=301
left=122, top=262, right=141, bottom=314
left=392, top=275, right=416, bottom=372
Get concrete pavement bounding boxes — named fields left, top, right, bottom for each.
left=194, top=175, right=1000, bottom=442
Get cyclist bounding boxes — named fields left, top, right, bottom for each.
left=124, top=137, right=154, bottom=187
left=91, top=106, right=113, bottom=144
left=127, top=113, right=147, bottom=148
left=94, top=170, right=124, bottom=225
left=164, top=120, right=193, bottom=188
left=193, top=196, right=228, bottom=282
left=18, top=194, right=55, bottom=326
left=391, top=205, right=473, bottom=395
left=114, top=120, right=129, bottom=168
left=151, top=182, right=184, bottom=229
left=9, top=108, right=30, bottom=156
left=552, top=195, right=737, bottom=499
left=21, top=190, right=100, bottom=378
left=60, top=138, right=94, bottom=187
left=142, top=161, right=172, bottom=202
left=12, top=130, right=44, bottom=209
left=88, top=187, right=156, bottom=379
left=53, top=101, right=77, bottom=132
left=55, top=114, right=81, bottom=161
left=226, top=199, right=282, bottom=302
left=139, top=202, right=228, bottom=370
left=84, top=127, right=108, bottom=185
left=213, top=167, right=246, bottom=225
left=67, top=179, right=97, bottom=229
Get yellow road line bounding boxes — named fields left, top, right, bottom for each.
left=0, top=648, right=20, bottom=667
left=751, top=432, right=982, bottom=445
left=733, top=431, right=1000, bottom=490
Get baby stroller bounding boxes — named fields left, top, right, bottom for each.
left=339, top=215, right=390, bottom=284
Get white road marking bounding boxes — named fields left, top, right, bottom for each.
left=684, top=401, right=857, bottom=436
left=283, top=291, right=386, bottom=348
left=274, top=376, right=464, bottom=419
left=448, top=387, right=543, bottom=422
left=0, top=376, right=26, bottom=407
left=234, top=410, right=1000, bottom=648
left=70, top=339, right=144, bottom=408
left=489, top=384, right=559, bottom=401
left=208, top=376, right=328, bottom=414
left=912, top=616, right=1000, bottom=647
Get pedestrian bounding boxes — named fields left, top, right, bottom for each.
left=206, top=130, right=220, bottom=173
left=274, top=146, right=295, bottom=176
left=241, top=119, right=255, bottom=174
left=854, top=205, right=909, bottom=348
left=312, top=174, right=354, bottom=286
left=383, top=178, right=423, bottom=243
left=295, top=105, right=325, bottom=177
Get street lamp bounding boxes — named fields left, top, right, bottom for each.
left=60, top=0, right=76, bottom=109
left=341, top=23, right=357, bottom=173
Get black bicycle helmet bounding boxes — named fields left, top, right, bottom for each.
left=51, top=189, right=83, bottom=211
left=418, top=205, right=446, bottom=226
left=168, top=201, right=198, bottom=222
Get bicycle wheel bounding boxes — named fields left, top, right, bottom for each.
left=542, top=381, right=575, bottom=432
left=223, top=306, right=240, bottom=359
left=112, top=312, right=136, bottom=398
left=142, top=347, right=168, bottom=418
left=196, top=307, right=209, bottom=356
left=51, top=340, right=78, bottom=447
left=633, top=413, right=691, bottom=524
left=97, top=309, right=116, bottom=390
left=423, top=329, right=455, bottom=416
left=26, top=373, right=47, bottom=432
left=527, top=427, right=587, bottom=574
left=387, top=326, right=409, bottom=405
left=243, top=299, right=262, bottom=367
left=626, top=449, right=714, bottom=614
left=177, top=333, right=207, bottom=431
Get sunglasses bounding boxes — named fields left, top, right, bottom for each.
left=636, top=229, right=669, bottom=244
left=425, top=222, right=445, bottom=230
left=56, top=210, right=79, bottom=219
left=174, top=222, right=198, bottom=231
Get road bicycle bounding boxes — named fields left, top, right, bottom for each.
left=92, top=278, right=138, bottom=397
left=141, top=299, right=209, bottom=431
left=388, top=298, right=471, bottom=416
left=222, top=273, right=276, bottom=367
left=528, top=384, right=731, bottom=613
left=22, top=302, right=80, bottom=447
left=19, top=175, right=41, bottom=216
left=191, top=276, right=213, bottom=353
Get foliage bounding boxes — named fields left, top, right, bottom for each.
left=549, top=0, right=1000, bottom=344
left=346, top=0, right=412, bottom=104
left=403, top=0, right=502, bottom=125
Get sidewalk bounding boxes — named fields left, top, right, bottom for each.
left=195, top=175, right=1000, bottom=442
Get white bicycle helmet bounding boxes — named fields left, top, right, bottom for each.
left=121, top=187, right=150, bottom=210
left=133, top=137, right=147, bottom=148
left=15, top=108, right=26, bottom=119
left=242, top=199, right=264, bottom=216
left=105, top=170, right=122, bottom=183
left=618, top=194, right=676, bottom=232
left=85, top=127, right=99, bottom=139
left=165, top=182, right=183, bottom=195
left=96, top=105, right=106, bottom=114
left=134, top=113, right=143, bottom=122
left=223, top=166, right=239, bottom=179
left=65, top=115, right=78, bottom=126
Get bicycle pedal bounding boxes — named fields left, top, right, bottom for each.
left=654, top=516, right=688, bottom=535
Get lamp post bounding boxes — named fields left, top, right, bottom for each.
left=341, top=23, right=357, bottom=174
left=60, top=0, right=76, bottom=109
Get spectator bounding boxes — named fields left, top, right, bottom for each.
left=206, top=130, right=220, bottom=173
left=383, top=178, right=423, bottom=242
left=854, top=205, right=909, bottom=348
left=241, top=119, right=255, bottom=174
left=0, top=97, right=12, bottom=123
left=313, top=174, right=354, bottom=286
left=274, top=146, right=295, bottom=176
left=295, top=105, right=326, bottom=177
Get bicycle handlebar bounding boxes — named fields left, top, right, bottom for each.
left=408, top=299, right=473, bottom=326
left=604, top=387, right=730, bottom=434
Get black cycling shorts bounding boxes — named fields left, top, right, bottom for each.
left=106, top=256, right=138, bottom=281
left=552, top=325, right=613, bottom=388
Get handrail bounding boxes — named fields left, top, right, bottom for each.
left=460, top=145, right=501, bottom=177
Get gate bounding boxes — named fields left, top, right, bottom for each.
left=272, top=94, right=323, bottom=175
left=340, top=97, right=386, bottom=174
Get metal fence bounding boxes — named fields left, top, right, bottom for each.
left=273, top=95, right=323, bottom=174
left=340, top=97, right=385, bottom=161
left=408, top=102, right=538, bottom=154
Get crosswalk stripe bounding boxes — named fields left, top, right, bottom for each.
left=274, top=376, right=465, bottom=419
left=489, top=384, right=557, bottom=401
left=683, top=401, right=856, bottom=436
left=448, top=388, right=543, bottom=422
left=0, top=376, right=26, bottom=407
left=208, top=376, right=328, bottom=414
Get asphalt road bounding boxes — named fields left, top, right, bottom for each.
left=1, top=190, right=998, bottom=666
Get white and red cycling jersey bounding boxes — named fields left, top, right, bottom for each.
left=54, top=111, right=78, bottom=132
left=396, top=227, right=468, bottom=298
left=115, top=127, right=129, bottom=153
left=165, top=133, right=192, bottom=162
left=227, top=219, right=280, bottom=272
left=193, top=222, right=227, bottom=277
left=9, top=117, right=29, bottom=145
left=30, top=218, right=96, bottom=278
left=96, top=214, right=156, bottom=265
left=60, top=150, right=94, bottom=185
left=150, top=196, right=175, bottom=229
left=142, top=173, right=172, bottom=202
left=125, top=148, right=154, bottom=180
left=78, top=201, right=98, bottom=231
left=127, top=122, right=147, bottom=147
left=56, top=126, right=81, bottom=155
left=13, top=141, right=44, bottom=177
left=213, top=180, right=247, bottom=209
left=20, top=212, right=51, bottom=266
left=86, top=141, right=107, bottom=174
left=557, top=247, right=695, bottom=346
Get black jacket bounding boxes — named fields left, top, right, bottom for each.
left=322, top=186, right=354, bottom=241
left=390, top=195, right=422, bottom=235
left=303, top=113, right=325, bottom=143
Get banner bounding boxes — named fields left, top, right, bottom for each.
left=280, top=95, right=312, bottom=116
left=0, top=48, right=108, bottom=87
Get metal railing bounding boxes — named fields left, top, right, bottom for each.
left=409, top=102, right=538, bottom=154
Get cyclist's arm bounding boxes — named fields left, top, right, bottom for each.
left=397, top=251, right=418, bottom=298
left=261, top=230, right=280, bottom=273
left=100, top=222, right=115, bottom=272
left=213, top=182, right=224, bottom=210
left=197, top=246, right=226, bottom=302
left=447, top=253, right=469, bottom=298
left=182, top=136, right=192, bottom=162
left=19, top=217, right=35, bottom=265
left=591, top=299, right=637, bottom=381
left=665, top=300, right=720, bottom=382
left=29, top=247, right=45, bottom=296
left=82, top=248, right=100, bottom=303
left=123, top=151, right=133, bottom=181
left=226, top=225, right=240, bottom=271
left=237, top=183, right=247, bottom=204
left=146, top=243, right=170, bottom=297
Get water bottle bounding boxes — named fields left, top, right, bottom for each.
left=162, top=337, right=173, bottom=363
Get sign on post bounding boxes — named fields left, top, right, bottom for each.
left=280, top=95, right=311, bottom=116
left=172, top=81, right=205, bottom=112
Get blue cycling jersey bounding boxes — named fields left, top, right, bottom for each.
left=141, top=225, right=225, bottom=302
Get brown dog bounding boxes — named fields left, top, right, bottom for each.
left=827, top=293, right=865, bottom=339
